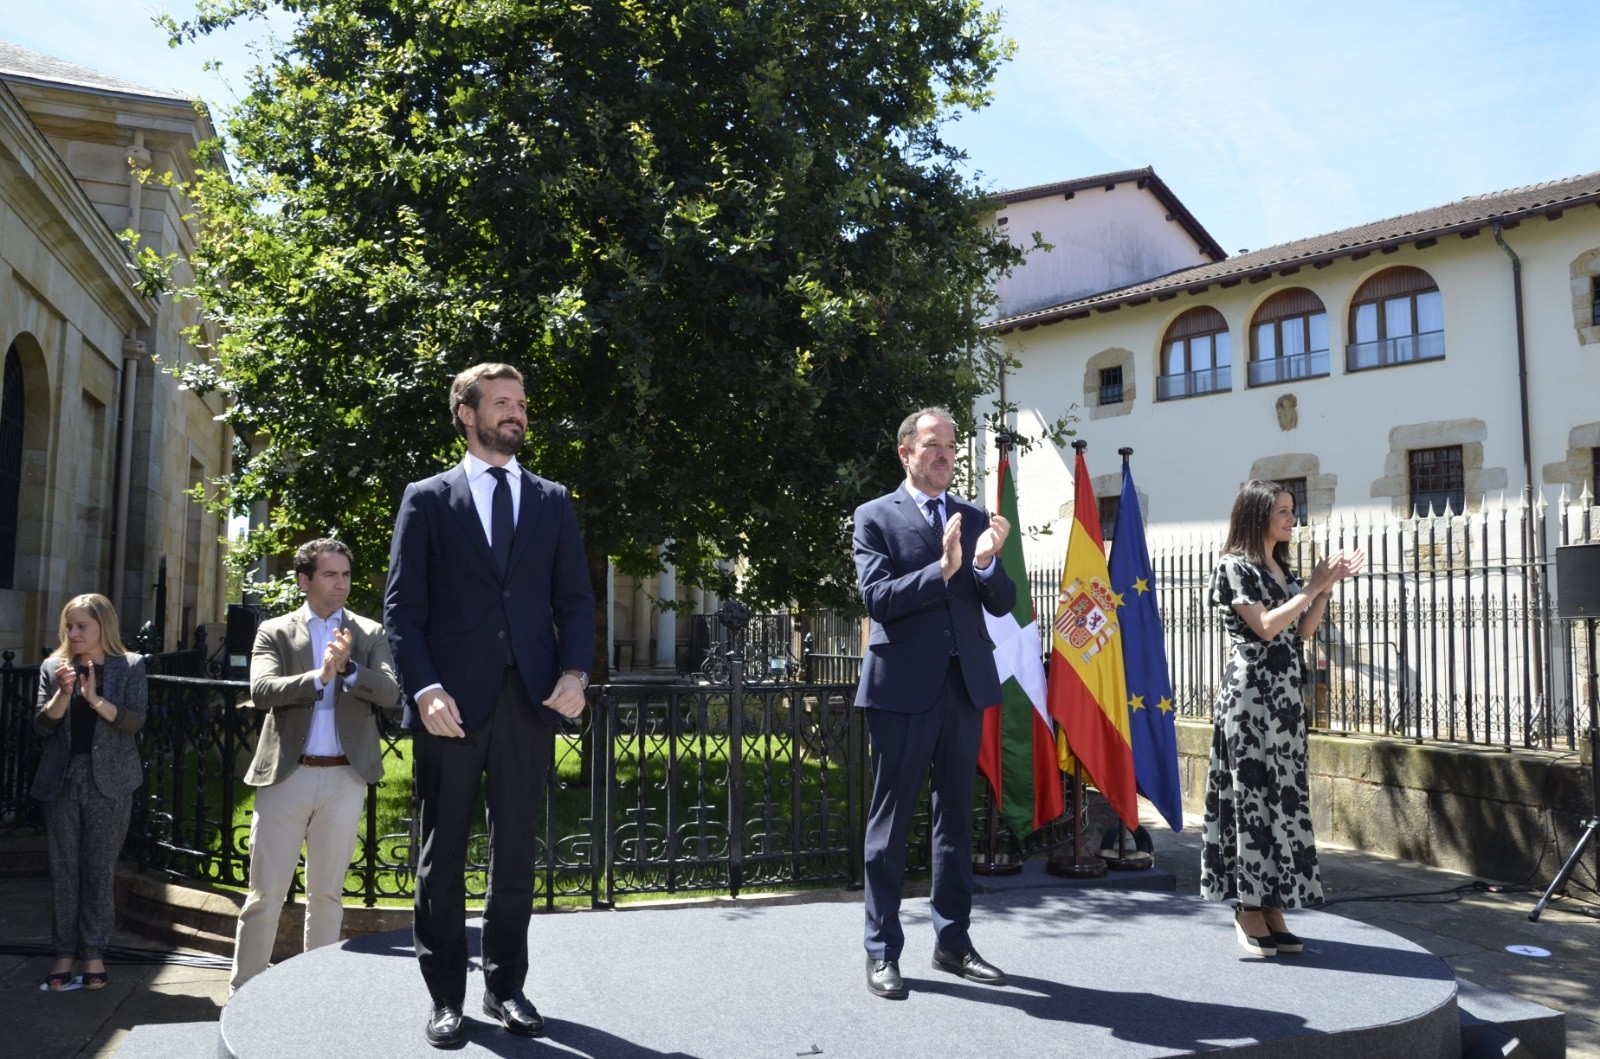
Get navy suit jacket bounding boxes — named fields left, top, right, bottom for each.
left=852, top=486, right=1016, bottom=714
left=384, top=461, right=596, bottom=731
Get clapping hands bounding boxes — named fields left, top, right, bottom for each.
left=1310, top=549, right=1365, bottom=595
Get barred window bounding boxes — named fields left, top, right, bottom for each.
left=1592, top=277, right=1600, bottom=326
left=1099, top=366, right=1124, bottom=406
left=1408, top=446, right=1464, bottom=517
left=1097, top=495, right=1120, bottom=542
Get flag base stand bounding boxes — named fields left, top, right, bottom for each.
left=1044, top=854, right=1107, bottom=879
left=1098, top=822, right=1155, bottom=872
left=973, top=855, right=1024, bottom=877
left=974, top=786, right=1025, bottom=876
left=1045, top=767, right=1107, bottom=878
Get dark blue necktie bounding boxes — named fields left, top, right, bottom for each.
left=488, top=466, right=513, bottom=575
left=929, top=497, right=958, bottom=656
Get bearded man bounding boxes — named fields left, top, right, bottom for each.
left=384, top=362, right=595, bottom=1047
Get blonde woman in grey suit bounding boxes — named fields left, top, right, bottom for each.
left=33, top=593, right=146, bottom=991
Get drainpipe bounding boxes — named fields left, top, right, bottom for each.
left=1492, top=219, right=1535, bottom=520
left=1493, top=218, right=1551, bottom=725
left=125, top=131, right=149, bottom=231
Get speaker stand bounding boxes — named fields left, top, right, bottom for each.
left=1529, top=616, right=1599, bottom=922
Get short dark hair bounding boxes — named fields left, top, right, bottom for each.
left=895, top=406, right=955, bottom=449
left=449, top=363, right=524, bottom=438
left=293, top=538, right=353, bottom=579
left=1222, top=480, right=1292, bottom=569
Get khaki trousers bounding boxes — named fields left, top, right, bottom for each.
left=230, top=763, right=366, bottom=991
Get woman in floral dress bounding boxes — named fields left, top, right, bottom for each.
left=1200, top=480, right=1362, bottom=957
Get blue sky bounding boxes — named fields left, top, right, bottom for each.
left=6, top=0, right=1598, bottom=255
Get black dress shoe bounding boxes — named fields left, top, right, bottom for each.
left=483, top=992, right=546, bottom=1038
left=424, top=1003, right=465, bottom=1048
left=866, top=957, right=906, bottom=999
left=932, top=946, right=1008, bottom=986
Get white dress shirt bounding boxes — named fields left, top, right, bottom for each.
left=464, top=451, right=523, bottom=547
left=304, top=605, right=358, bottom=756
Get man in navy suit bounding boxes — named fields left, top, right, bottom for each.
left=853, top=406, right=1015, bottom=999
left=385, top=362, right=595, bottom=1047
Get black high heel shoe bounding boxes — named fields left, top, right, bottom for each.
left=1262, top=909, right=1303, bottom=953
left=1234, top=905, right=1277, bottom=957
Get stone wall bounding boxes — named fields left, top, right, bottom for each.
left=1176, top=718, right=1596, bottom=884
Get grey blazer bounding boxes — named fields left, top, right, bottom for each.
left=32, top=654, right=148, bottom=801
left=242, top=606, right=400, bottom=786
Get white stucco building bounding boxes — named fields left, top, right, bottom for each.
left=984, top=168, right=1600, bottom=547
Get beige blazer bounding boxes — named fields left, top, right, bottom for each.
left=242, top=606, right=399, bottom=786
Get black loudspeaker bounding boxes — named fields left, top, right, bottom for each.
left=224, top=603, right=266, bottom=675
left=1555, top=543, right=1600, bottom=618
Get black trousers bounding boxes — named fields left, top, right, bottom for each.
left=412, top=668, right=553, bottom=1005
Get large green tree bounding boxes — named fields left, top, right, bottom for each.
left=169, top=0, right=1025, bottom=639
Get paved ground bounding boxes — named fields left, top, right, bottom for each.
left=1, top=821, right=1596, bottom=1058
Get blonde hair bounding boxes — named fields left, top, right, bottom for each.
left=49, top=593, right=129, bottom=660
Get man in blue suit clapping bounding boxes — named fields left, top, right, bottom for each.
left=853, top=407, right=1015, bottom=999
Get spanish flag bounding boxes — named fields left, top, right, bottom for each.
left=1046, top=448, right=1140, bottom=831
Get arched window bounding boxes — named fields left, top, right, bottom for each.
left=1347, top=266, right=1444, bottom=371
left=1249, top=288, right=1328, bottom=386
left=0, top=346, right=23, bottom=588
left=1157, top=307, right=1231, bottom=400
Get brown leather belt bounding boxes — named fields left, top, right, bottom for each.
left=299, top=754, right=350, bottom=767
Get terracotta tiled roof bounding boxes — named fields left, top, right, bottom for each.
left=991, top=168, right=1600, bottom=333
left=0, top=39, right=188, bottom=102
left=992, top=165, right=1227, bottom=265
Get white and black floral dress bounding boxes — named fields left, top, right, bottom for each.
left=1199, top=553, right=1322, bottom=908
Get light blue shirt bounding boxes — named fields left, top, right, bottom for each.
left=902, top=482, right=996, bottom=580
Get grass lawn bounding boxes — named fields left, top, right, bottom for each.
left=213, top=719, right=856, bottom=907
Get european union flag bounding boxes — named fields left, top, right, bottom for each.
left=1109, top=456, right=1183, bottom=830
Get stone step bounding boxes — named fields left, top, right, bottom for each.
left=114, top=865, right=414, bottom=960
left=114, top=1021, right=219, bottom=1059
left=1458, top=978, right=1566, bottom=1059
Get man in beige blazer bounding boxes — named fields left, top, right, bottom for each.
left=229, top=539, right=399, bottom=993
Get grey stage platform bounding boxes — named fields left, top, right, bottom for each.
left=215, top=882, right=1480, bottom=1059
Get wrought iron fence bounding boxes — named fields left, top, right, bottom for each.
left=2, top=652, right=1079, bottom=901
left=1020, top=491, right=1597, bottom=751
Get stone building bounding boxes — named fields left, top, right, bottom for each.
left=0, top=40, right=229, bottom=658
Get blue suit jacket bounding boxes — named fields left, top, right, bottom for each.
left=384, top=462, right=596, bottom=731
left=852, top=487, right=1016, bottom=714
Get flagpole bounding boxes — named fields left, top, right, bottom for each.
left=1097, top=446, right=1154, bottom=872
left=1047, top=758, right=1106, bottom=878
left=975, top=431, right=1023, bottom=877
left=1046, top=440, right=1109, bottom=879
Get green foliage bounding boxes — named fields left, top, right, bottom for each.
left=169, top=0, right=1024, bottom=618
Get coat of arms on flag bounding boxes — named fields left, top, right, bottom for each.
left=1057, top=575, right=1119, bottom=661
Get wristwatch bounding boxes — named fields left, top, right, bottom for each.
left=565, top=669, right=590, bottom=689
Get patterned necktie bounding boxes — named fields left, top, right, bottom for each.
left=488, top=466, right=513, bottom=574
left=928, top=496, right=944, bottom=535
